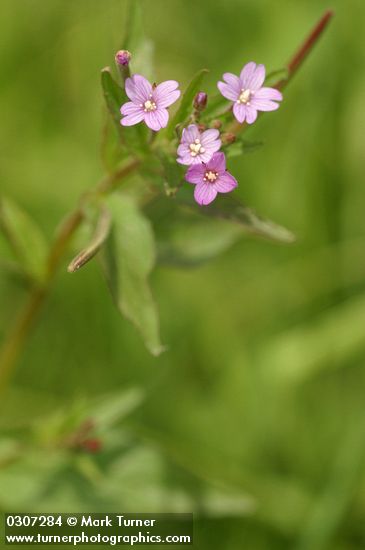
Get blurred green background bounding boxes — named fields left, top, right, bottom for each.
left=1, top=0, right=365, bottom=548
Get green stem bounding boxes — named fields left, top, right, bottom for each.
left=0, top=158, right=139, bottom=395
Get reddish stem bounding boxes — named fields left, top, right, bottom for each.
left=273, top=9, right=334, bottom=91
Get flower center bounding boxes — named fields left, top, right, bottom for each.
left=143, top=98, right=157, bottom=112
left=189, top=138, right=206, bottom=157
left=203, top=170, right=218, bottom=183
left=237, top=88, right=252, bottom=105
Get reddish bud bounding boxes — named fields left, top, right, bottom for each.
left=210, top=120, right=222, bottom=129
left=81, top=438, right=102, bottom=454
left=115, top=50, right=131, bottom=66
left=193, top=91, right=208, bottom=112
left=221, top=132, right=236, bottom=145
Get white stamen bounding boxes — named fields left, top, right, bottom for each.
left=237, top=88, right=252, bottom=105
left=143, top=99, right=157, bottom=112
left=189, top=139, right=204, bottom=157
left=203, top=170, right=218, bottom=183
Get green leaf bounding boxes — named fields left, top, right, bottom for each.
left=100, top=193, right=164, bottom=356
left=201, top=93, right=228, bottom=120
left=224, top=138, right=264, bottom=159
left=67, top=206, right=111, bottom=273
left=167, top=69, right=209, bottom=139
left=101, top=68, right=148, bottom=154
left=158, top=218, right=244, bottom=267
left=0, top=197, right=48, bottom=283
left=101, top=68, right=126, bottom=130
left=175, top=189, right=295, bottom=244
left=265, top=67, right=289, bottom=87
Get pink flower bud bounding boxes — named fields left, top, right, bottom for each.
left=193, top=91, right=208, bottom=111
left=115, top=50, right=131, bottom=66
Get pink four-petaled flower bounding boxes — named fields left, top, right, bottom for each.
left=185, top=152, right=237, bottom=206
left=177, top=124, right=221, bottom=166
left=218, top=62, right=283, bottom=124
left=120, top=74, right=180, bottom=131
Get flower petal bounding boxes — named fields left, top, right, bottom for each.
left=240, top=62, right=257, bottom=87
left=177, top=143, right=190, bottom=156
left=254, top=87, right=283, bottom=101
left=120, top=103, right=145, bottom=126
left=246, top=64, right=266, bottom=91
left=194, top=182, right=218, bottom=206
left=223, top=73, right=241, bottom=93
left=217, top=81, right=238, bottom=101
left=215, top=172, right=238, bottom=193
left=207, top=151, right=226, bottom=172
left=182, top=124, right=200, bottom=143
left=185, top=164, right=205, bottom=185
left=125, top=75, right=152, bottom=103
left=201, top=128, right=220, bottom=145
left=177, top=155, right=193, bottom=166
left=245, top=105, right=258, bottom=124
left=144, top=108, right=169, bottom=131
left=250, top=98, right=280, bottom=112
left=233, top=102, right=247, bottom=123
left=155, top=80, right=180, bottom=108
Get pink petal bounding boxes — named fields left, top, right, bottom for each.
left=254, top=87, right=283, bottom=101
left=247, top=64, right=266, bottom=91
left=144, top=108, right=169, bottom=131
left=185, top=164, right=205, bottom=185
left=217, top=81, right=238, bottom=101
left=208, top=151, right=226, bottom=172
left=157, top=89, right=180, bottom=108
left=120, top=103, right=145, bottom=126
left=131, top=74, right=152, bottom=102
left=121, top=101, right=141, bottom=116
left=182, top=124, right=200, bottom=143
left=201, top=128, right=220, bottom=145
left=177, top=155, right=193, bottom=166
left=222, top=73, right=241, bottom=93
left=177, top=143, right=190, bottom=156
left=245, top=105, right=258, bottom=124
left=240, top=62, right=257, bottom=87
left=250, top=98, right=280, bottom=112
left=233, top=102, right=247, bottom=123
left=215, top=172, right=238, bottom=193
left=155, top=80, right=180, bottom=108
left=194, top=182, right=218, bottom=206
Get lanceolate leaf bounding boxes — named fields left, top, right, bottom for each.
left=0, top=197, right=48, bottom=283
left=167, top=69, right=209, bottom=139
left=175, top=190, right=295, bottom=244
left=101, top=68, right=126, bottom=131
left=157, top=218, right=244, bottom=268
left=68, top=206, right=111, bottom=273
left=100, top=194, right=164, bottom=356
left=224, top=138, right=264, bottom=159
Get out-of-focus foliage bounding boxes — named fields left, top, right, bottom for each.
left=1, top=0, right=365, bottom=548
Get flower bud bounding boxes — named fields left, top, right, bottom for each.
left=221, top=132, right=236, bottom=145
left=193, top=91, right=208, bottom=112
left=115, top=50, right=131, bottom=66
left=210, top=119, right=222, bottom=129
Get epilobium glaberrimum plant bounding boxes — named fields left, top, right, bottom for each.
left=0, top=7, right=334, bottom=389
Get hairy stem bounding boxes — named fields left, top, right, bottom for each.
left=0, top=158, right=139, bottom=394
left=227, top=9, right=334, bottom=134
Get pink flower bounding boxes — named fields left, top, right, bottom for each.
left=120, top=74, right=180, bottom=131
left=185, top=152, right=237, bottom=206
left=177, top=124, right=221, bottom=166
left=217, top=62, right=283, bottom=124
